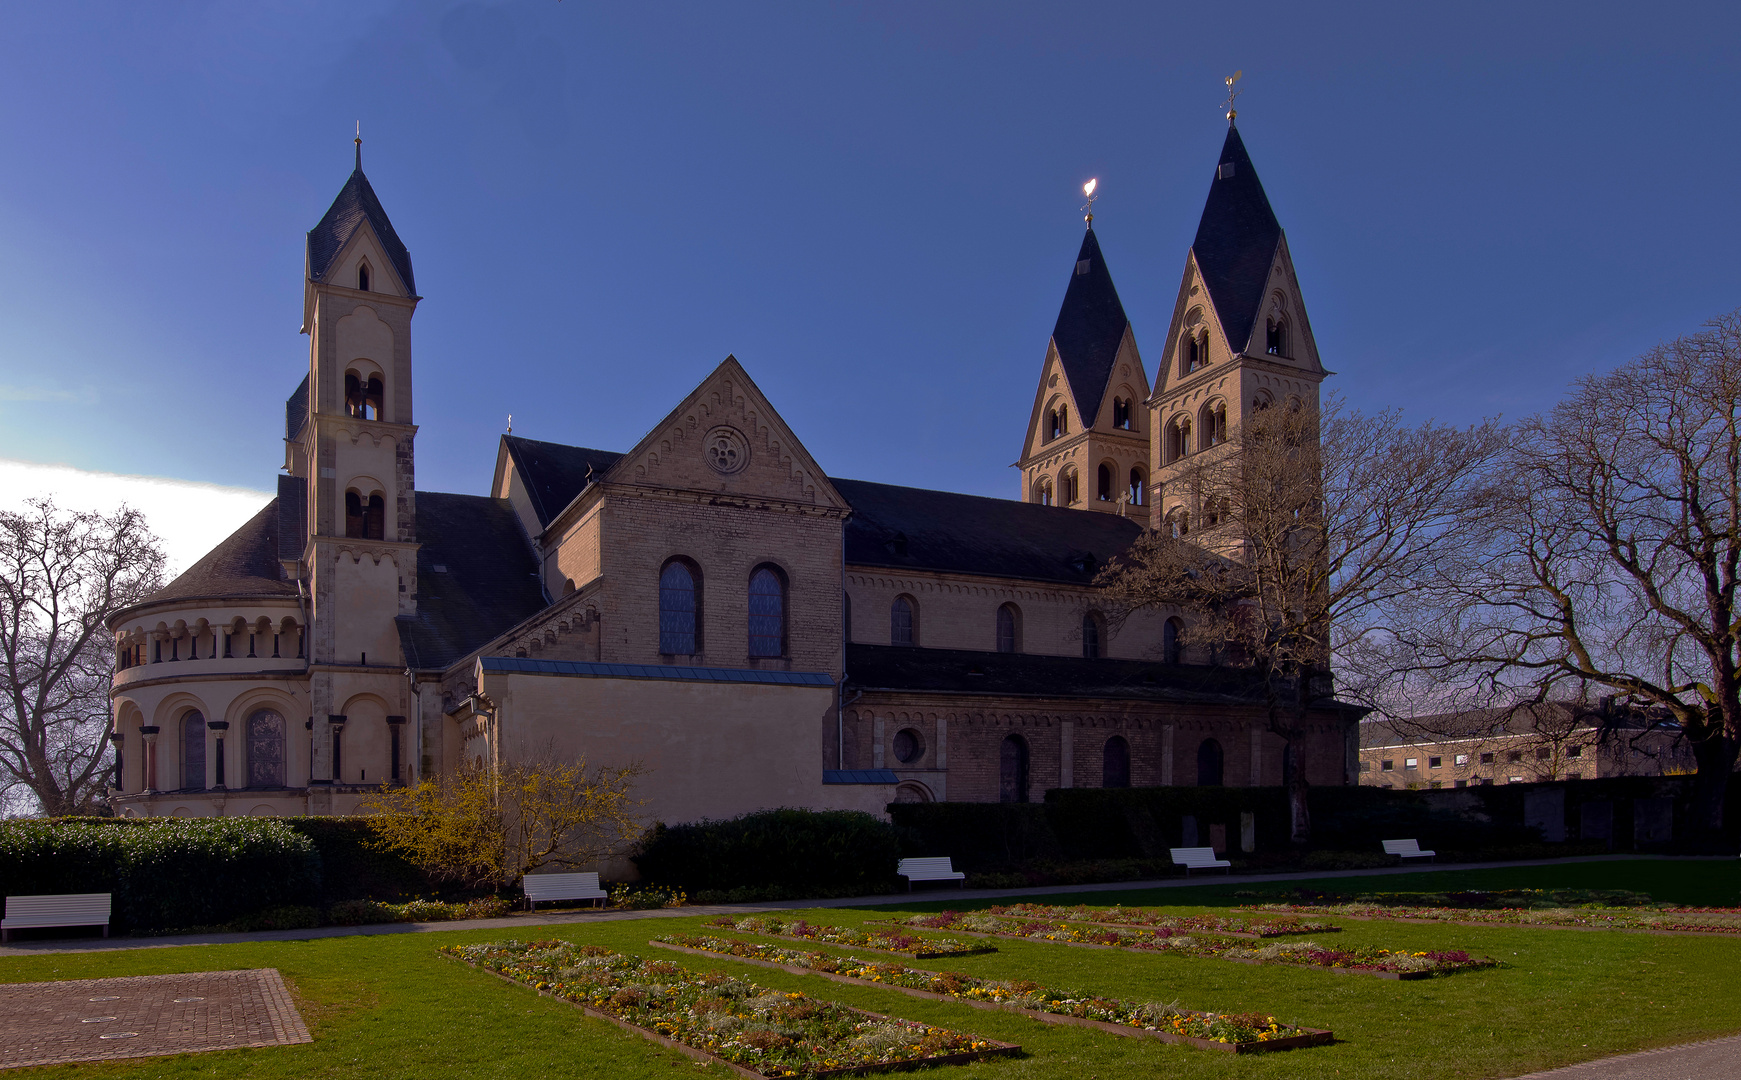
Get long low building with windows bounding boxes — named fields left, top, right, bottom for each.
left=107, top=122, right=1360, bottom=827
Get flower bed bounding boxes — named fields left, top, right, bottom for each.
left=1243, top=901, right=1741, bottom=934
left=975, top=904, right=1338, bottom=938
left=703, top=916, right=996, bottom=959
left=875, top=913, right=1493, bottom=978
left=441, top=939, right=1017, bottom=1077
left=652, top=933, right=1333, bottom=1053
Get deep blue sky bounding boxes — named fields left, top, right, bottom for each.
left=2, top=1, right=1737, bottom=503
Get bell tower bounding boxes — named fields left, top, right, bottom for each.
left=282, top=135, right=421, bottom=807
left=1147, top=122, right=1328, bottom=538
left=1016, top=212, right=1150, bottom=521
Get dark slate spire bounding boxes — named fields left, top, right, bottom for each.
left=305, top=156, right=415, bottom=294
left=1050, top=227, right=1131, bottom=425
left=1191, top=125, right=1282, bottom=354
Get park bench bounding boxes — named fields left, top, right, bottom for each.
left=522, top=872, right=608, bottom=910
left=1382, top=838, right=1437, bottom=862
left=2, top=892, right=111, bottom=941
left=897, top=857, right=966, bottom=891
left=1169, top=847, right=1232, bottom=875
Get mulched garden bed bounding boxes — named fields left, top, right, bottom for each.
left=441, top=939, right=1018, bottom=1077
left=703, top=916, right=996, bottom=960
left=873, top=914, right=1494, bottom=979
left=652, top=934, right=1334, bottom=1054
left=969, top=903, right=1339, bottom=939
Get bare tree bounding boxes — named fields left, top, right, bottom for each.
left=1097, top=396, right=1505, bottom=843
left=0, top=499, right=165, bottom=816
left=1404, top=312, right=1741, bottom=837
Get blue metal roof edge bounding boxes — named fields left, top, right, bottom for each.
left=822, top=769, right=899, bottom=784
left=479, top=655, right=834, bottom=688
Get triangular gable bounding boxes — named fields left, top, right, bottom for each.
left=306, top=168, right=415, bottom=294
left=599, top=356, right=849, bottom=511
left=1016, top=345, right=1082, bottom=464
left=1248, top=234, right=1326, bottom=374
left=1085, top=326, right=1149, bottom=430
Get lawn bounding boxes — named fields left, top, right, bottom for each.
left=4, top=858, right=1740, bottom=1079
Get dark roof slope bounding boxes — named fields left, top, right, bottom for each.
left=397, top=492, right=547, bottom=669
left=306, top=166, right=415, bottom=293
left=834, top=477, right=1142, bottom=584
left=286, top=375, right=309, bottom=441
left=276, top=476, right=306, bottom=561
left=1192, top=125, right=1282, bottom=353
left=502, top=435, right=624, bottom=528
left=123, top=498, right=293, bottom=615
left=846, top=644, right=1270, bottom=704
left=1050, top=227, right=1131, bottom=424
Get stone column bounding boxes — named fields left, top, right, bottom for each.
left=1059, top=721, right=1074, bottom=788
left=139, top=726, right=160, bottom=793
left=208, top=720, right=230, bottom=789
left=1162, top=724, right=1175, bottom=786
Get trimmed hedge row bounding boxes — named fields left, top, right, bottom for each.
left=632, top=808, right=901, bottom=896
left=0, top=819, right=320, bottom=931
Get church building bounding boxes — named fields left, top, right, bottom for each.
left=106, top=123, right=1357, bottom=830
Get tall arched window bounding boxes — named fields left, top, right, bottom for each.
left=891, top=595, right=917, bottom=646
left=1163, top=507, right=1189, bottom=539
left=1103, top=735, right=1130, bottom=788
left=345, top=491, right=386, bottom=540
left=1167, top=417, right=1192, bottom=462
left=1034, top=477, right=1054, bottom=506
left=1097, top=464, right=1113, bottom=502
left=1082, top=611, right=1104, bottom=659
left=1197, top=737, right=1224, bottom=787
left=748, top=565, right=786, bottom=658
left=1112, top=398, right=1131, bottom=429
left=1128, top=467, right=1145, bottom=506
left=1163, top=616, right=1184, bottom=665
left=1266, top=318, right=1287, bottom=356
left=660, top=560, right=700, bottom=655
left=345, top=372, right=383, bottom=420
left=182, top=711, right=205, bottom=791
left=1200, top=401, right=1227, bottom=450
left=247, top=709, right=285, bottom=788
left=999, top=734, right=1030, bottom=803
left=1046, top=406, right=1067, bottom=440
left=1060, top=469, right=1079, bottom=505
left=996, top=603, right=1020, bottom=654
left=357, top=263, right=371, bottom=292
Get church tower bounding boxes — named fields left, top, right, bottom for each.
left=1016, top=219, right=1151, bottom=521
left=282, top=138, right=422, bottom=809
left=1147, top=122, right=1328, bottom=537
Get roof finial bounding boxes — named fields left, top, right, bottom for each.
left=354, top=122, right=362, bottom=171
left=506, top=413, right=513, bottom=434
left=1081, top=177, right=1098, bottom=229
left=1222, top=70, right=1242, bottom=126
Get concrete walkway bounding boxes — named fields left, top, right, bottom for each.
left=0, top=853, right=1725, bottom=958
left=1514, top=1034, right=1741, bottom=1079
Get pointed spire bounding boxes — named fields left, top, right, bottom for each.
left=306, top=135, right=416, bottom=293
left=1191, top=125, right=1282, bottom=355
left=1049, top=227, right=1131, bottom=426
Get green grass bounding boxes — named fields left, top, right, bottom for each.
left=4, top=859, right=1741, bottom=1079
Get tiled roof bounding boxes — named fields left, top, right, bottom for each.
left=844, top=643, right=1272, bottom=704
left=276, top=476, right=306, bottom=561
left=480, top=656, right=834, bottom=686
left=306, top=166, right=415, bottom=293
left=823, top=769, right=898, bottom=784
left=833, top=478, right=1142, bottom=584
left=397, top=492, right=548, bottom=670
left=501, top=435, right=624, bottom=529
left=1192, top=125, right=1283, bottom=354
left=1050, top=227, right=1132, bottom=425
left=285, top=375, right=309, bottom=441
left=120, top=498, right=293, bottom=617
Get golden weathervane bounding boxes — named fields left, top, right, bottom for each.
left=1223, top=70, right=1243, bottom=124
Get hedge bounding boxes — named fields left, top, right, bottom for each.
left=0, top=818, right=320, bottom=931
left=632, top=808, right=902, bottom=896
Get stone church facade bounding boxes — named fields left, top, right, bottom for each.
left=106, top=124, right=1358, bottom=829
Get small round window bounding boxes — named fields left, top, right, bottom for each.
left=892, top=727, right=924, bottom=764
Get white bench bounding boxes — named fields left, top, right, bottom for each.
left=897, top=857, right=966, bottom=891
left=1382, top=839, right=1436, bottom=862
left=1170, top=847, right=1232, bottom=875
left=2, top=893, right=111, bottom=941
left=522, top=872, right=608, bottom=910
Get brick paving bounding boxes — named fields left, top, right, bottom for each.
left=0, top=968, right=310, bottom=1069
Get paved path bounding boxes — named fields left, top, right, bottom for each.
left=1513, top=1034, right=1741, bottom=1079
left=0, top=853, right=1724, bottom=958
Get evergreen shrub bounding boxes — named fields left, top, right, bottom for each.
left=0, top=818, right=320, bottom=931
left=632, top=808, right=901, bottom=895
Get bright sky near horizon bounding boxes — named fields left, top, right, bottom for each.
left=2, top=2, right=1738, bottom=570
